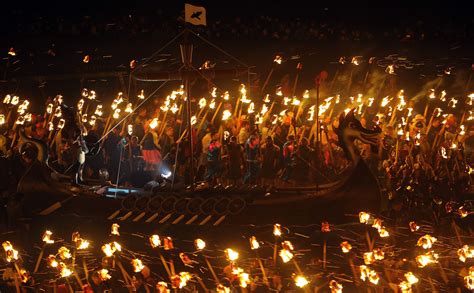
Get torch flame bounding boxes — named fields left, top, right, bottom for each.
left=359, top=212, right=371, bottom=224
left=329, top=280, right=343, bottom=293
left=274, top=55, right=282, bottom=64
left=42, top=230, right=55, bottom=244
left=417, top=234, right=437, bottom=249
left=458, top=245, right=474, bottom=262
left=360, top=265, right=379, bottom=284
left=131, top=258, right=145, bottom=273
left=294, top=275, right=309, bottom=288
left=150, top=235, right=161, bottom=248
left=250, top=236, right=260, bottom=250
left=225, top=248, right=239, bottom=261
left=111, top=223, right=120, bottom=236
left=415, top=251, right=438, bottom=267
left=47, top=255, right=58, bottom=268
left=279, top=249, right=294, bottom=263
left=273, top=224, right=282, bottom=236
left=222, top=110, right=232, bottom=121
left=3, top=241, right=19, bottom=262
left=409, top=221, right=420, bottom=232
left=98, top=269, right=112, bottom=281
left=340, top=241, right=352, bottom=253
left=194, top=239, right=206, bottom=250
left=465, top=266, right=474, bottom=290
left=58, top=247, right=72, bottom=260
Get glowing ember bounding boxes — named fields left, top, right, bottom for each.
left=415, top=251, right=438, bottom=267
left=249, top=236, right=260, bottom=250
left=225, top=248, right=239, bottom=261
left=131, top=258, right=145, bottom=272
left=340, top=241, right=352, bottom=253
left=293, top=275, right=309, bottom=288
left=329, top=280, right=343, bottom=293
left=417, top=234, right=437, bottom=249
left=194, top=239, right=206, bottom=250
left=111, top=223, right=120, bottom=236
left=42, top=230, right=55, bottom=244
left=191, top=116, right=197, bottom=125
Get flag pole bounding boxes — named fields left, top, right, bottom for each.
left=181, top=29, right=195, bottom=190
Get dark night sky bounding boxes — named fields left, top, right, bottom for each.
left=1, top=0, right=473, bottom=24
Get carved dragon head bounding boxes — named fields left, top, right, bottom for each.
left=334, top=109, right=381, bottom=163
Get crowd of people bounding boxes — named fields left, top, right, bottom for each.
left=1, top=81, right=472, bottom=216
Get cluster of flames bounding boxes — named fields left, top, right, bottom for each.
left=1, top=210, right=473, bottom=291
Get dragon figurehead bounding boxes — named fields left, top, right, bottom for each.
left=335, top=109, right=381, bottom=164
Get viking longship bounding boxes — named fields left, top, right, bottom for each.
left=2, top=29, right=383, bottom=230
